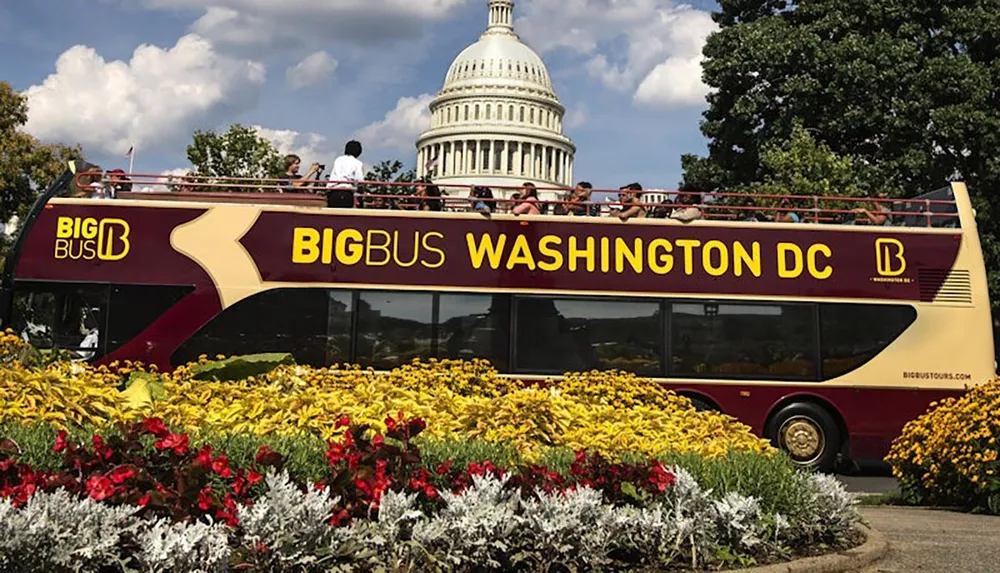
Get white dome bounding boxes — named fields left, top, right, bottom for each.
left=415, top=0, right=577, bottom=200
left=443, top=35, right=555, bottom=96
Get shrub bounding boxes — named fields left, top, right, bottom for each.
left=886, top=379, right=1000, bottom=513
left=0, top=356, right=773, bottom=461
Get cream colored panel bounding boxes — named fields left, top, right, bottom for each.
left=170, top=205, right=263, bottom=309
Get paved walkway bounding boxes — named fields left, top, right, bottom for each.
left=860, top=507, right=1000, bottom=572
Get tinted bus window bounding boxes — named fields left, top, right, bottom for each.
left=106, top=285, right=193, bottom=353
left=327, top=291, right=353, bottom=365
left=356, top=291, right=434, bottom=370
left=514, top=297, right=662, bottom=375
left=438, top=294, right=510, bottom=369
left=671, top=302, right=817, bottom=380
left=10, top=282, right=109, bottom=360
left=172, top=288, right=328, bottom=367
left=820, top=303, right=917, bottom=379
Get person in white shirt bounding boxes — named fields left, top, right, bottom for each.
left=327, top=140, right=364, bottom=208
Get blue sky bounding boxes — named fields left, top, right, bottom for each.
left=2, top=0, right=720, bottom=192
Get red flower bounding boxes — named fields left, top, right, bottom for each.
left=53, top=430, right=69, bottom=453
left=137, top=493, right=151, bottom=507
left=85, top=475, right=115, bottom=501
left=194, top=445, right=214, bottom=468
left=198, top=487, right=213, bottom=511
left=384, top=415, right=398, bottom=432
left=141, top=418, right=170, bottom=438
left=325, top=443, right=345, bottom=466
left=372, top=435, right=384, bottom=447
left=154, top=433, right=189, bottom=455
left=436, top=460, right=453, bottom=475
left=406, top=417, right=427, bottom=436
left=255, top=445, right=283, bottom=467
left=108, top=465, right=136, bottom=485
left=329, top=508, right=351, bottom=527
left=212, top=455, right=232, bottom=478
left=92, top=435, right=112, bottom=461
left=335, top=415, right=351, bottom=428
left=247, top=470, right=262, bottom=485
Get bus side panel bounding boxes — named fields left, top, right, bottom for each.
left=667, top=383, right=963, bottom=461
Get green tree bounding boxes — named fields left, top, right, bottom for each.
left=0, top=81, right=81, bottom=267
left=360, top=159, right=417, bottom=208
left=185, top=124, right=284, bottom=189
left=682, top=0, right=1000, bottom=303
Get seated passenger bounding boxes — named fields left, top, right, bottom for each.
left=852, top=196, right=892, bottom=226
left=417, top=181, right=444, bottom=212
left=773, top=197, right=801, bottom=223
left=470, top=186, right=495, bottom=215
left=326, top=140, right=364, bottom=208
left=565, top=181, right=599, bottom=216
left=670, top=192, right=703, bottom=222
left=738, top=197, right=761, bottom=221
left=616, top=182, right=646, bottom=221
left=279, top=154, right=322, bottom=193
left=512, top=182, right=541, bottom=215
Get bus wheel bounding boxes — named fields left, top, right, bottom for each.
left=765, top=403, right=841, bottom=472
left=686, top=396, right=716, bottom=412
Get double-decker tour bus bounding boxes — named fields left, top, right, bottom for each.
left=0, top=160, right=994, bottom=471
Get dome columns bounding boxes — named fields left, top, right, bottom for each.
left=417, top=138, right=574, bottom=189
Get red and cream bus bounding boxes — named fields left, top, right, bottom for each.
left=1, top=161, right=994, bottom=471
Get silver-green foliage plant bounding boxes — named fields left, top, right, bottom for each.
left=0, top=467, right=861, bottom=572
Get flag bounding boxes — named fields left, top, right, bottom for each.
left=125, top=146, right=134, bottom=159
left=425, top=154, right=439, bottom=173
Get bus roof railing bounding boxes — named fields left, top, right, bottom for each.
left=68, top=171, right=962, bottom=229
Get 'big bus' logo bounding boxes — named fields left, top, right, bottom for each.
left=54, top=217, right=130, bottom=261
left=875, top=238, right=906, bottom=277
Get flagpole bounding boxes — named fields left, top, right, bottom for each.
left=127, top=143, right=135, bottom=174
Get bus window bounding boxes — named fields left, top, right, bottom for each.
left=514, top=297, right=662, bottom=375
left=671, top=301, right=817, bottom=380
left=438, top=294, right=510, bottom=369
left=356, top=291, right=434, bottom=370
left=171, top=288, right=328, bottom=367
left=820, top=303, right=917, bottom=379
left=106, top=284, right=193, bottom=353
left=327, top=291, right=353, bottom=365
left=10, top=282, right=109, bottom=361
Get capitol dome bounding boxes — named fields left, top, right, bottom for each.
left=416, top=0, right=576, bottom=204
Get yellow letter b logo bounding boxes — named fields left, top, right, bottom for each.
left=875, top=238, right=906, bottom=276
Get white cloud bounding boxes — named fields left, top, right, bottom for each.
left=138, top=0, right=469, bottom=49
left=517, top=0, right=717, bottom=107
left=252, top=125, right=334, bottom=161
left=355, top=94, right=433, bottom=151
left=23, top=34, right=266, bottom=156
left=564, top=105, right=587, bottom=129
left=286, top=51, right=338, bottom=89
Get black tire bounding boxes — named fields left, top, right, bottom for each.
left=765, top=402, right=841, bottom=472
left=686, top=395, right=716, bottom=412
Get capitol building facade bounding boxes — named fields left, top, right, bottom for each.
left=415, top=0, right=576, bottom=202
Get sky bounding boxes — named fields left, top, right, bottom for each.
left=1, top=0, right=720, bottom=192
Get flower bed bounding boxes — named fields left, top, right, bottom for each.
left=886, top=378, right=1000, bottom=513
left=0, top=347, right=772, bottom=461
left=0, top=417, right=860, bottom=572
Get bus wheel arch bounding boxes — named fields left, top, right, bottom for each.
left=764, top=397, right=847, bottom=472
left=678, top=392, right=720, bottom=412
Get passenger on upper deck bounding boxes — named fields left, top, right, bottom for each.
left=615, top=183, right=646, bottom=221
left=512, top=183, right=541, bottom=216
left=851, top=193, right=893, bottom=226
left=670, top=192, right=703, bottom=222
left=470, top=186, right=495, bottom=216
left=562, top=182, right=599, bottom=217
left=416, top=181, right=443, bottom=212
left=279, top=154, right=322, bottom=192
left=327, top=140, right=364, bottom=208
left=773, top=197, right=801, bottom=223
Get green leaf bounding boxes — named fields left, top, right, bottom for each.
left=188, top=353, right=296, bottom=381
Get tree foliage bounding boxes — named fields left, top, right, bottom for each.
left=360, top=159, right=417, bottom=208
left=0, top=81, right=82, bottom=224
left=185, top=124, right=284, bottom=181
left=682, top=0, right=1000, bottom=304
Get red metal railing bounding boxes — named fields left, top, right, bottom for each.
left=69, top=171, right=961, bottom=228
